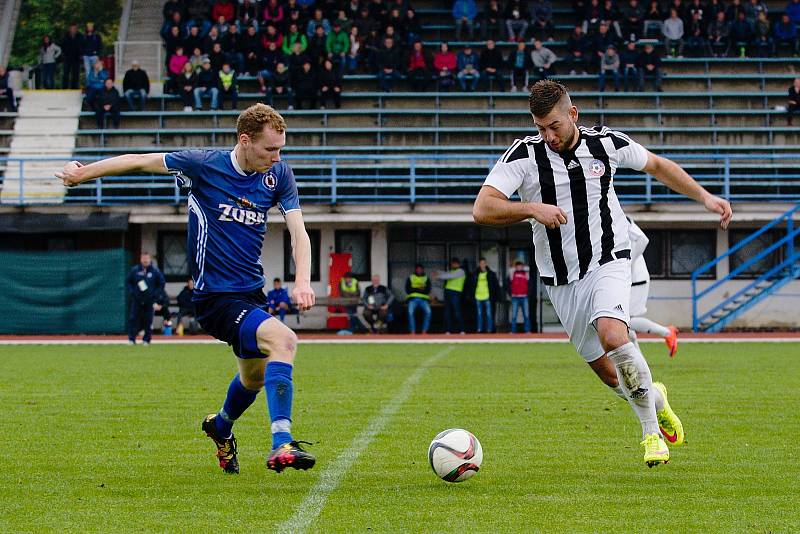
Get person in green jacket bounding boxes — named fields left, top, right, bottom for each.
left=405, top=264, right=432, bottom=334
left=326, top=21, right=350, bottom=73
left=282, top=23, right=308, bottom=56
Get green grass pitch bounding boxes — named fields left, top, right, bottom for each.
left=2, top=341, right=799, bottom=532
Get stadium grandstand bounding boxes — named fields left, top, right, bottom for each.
left=0, top=0, right=798, bottom=335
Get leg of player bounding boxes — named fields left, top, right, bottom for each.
left=629, top=316, right=679, bottom=358
left=277, top=301, right=289, bottom=322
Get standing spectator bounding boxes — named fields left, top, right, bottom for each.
left=339, top=272, right=361, bottom=332
left=327, top=22, right=350, bottom=73
left=38, top=36, right=61, bottom=89
left=167, top=45, right=190, bottom=93
left=708, top=11, right=732, bottom=56
left=319, top=59, right=342, bottom=107
left=268, top=62, right=294, bottom=109
left=457, top=45, right=481, bottom=91
left=453, top=0, right=478, bottom=39
left=774, top=13, right=798, bottom=55
left=95, top=78, right=121, bottom=128
left=433, top=42, right=458, bottom=91
left=730, top=11, right=754, bottom=56
left=211, top=0, right=236, bottom=23
left=82, top=22, right=102, bottom=76
left=619, top=40, right=642, bottom=90
left=598, top=44, right=621, bottom=91
left=479, top=39, right=505, bottom=90
left=509, top=40, right=532, bottom=91
left=788, top=77, right=800, bottom=125
left=122, top=60, right=150, bottom=111
left=566, top=25, right=592, bottom=74
left=481, top=0, right=505, bottom=40
left=685, top=11, right=711, bottom=56
left=293, top=60, right=318, bottom=109
left=505, top=0, right=530, bottom=41
left=639, top=43, right=662, bottom=90
left=85, top=59, right=108, bottom=110
left=405, top=264, right=431, bottom=334
left=531, top=38, right=557, bottom=80
left=177, top=61, right=197, bottom=111
left=663, top=8, right=685, bottom=56
left=218, top=62, right=238, bottom=109
left=176, top=278, right=199, bottom=334
left=0, top=66, right=17, bottom=112
left=126, top=252, right=165, bottom=345
left=194, top=58, right=220, bottom=110
left=508, top=261, right=531, bottom=333
left=267, top=277, right=292, bottom=322
left=407, top=40, right=431, bottom=90
left=376, top=36, right=402, bottom=91
left=60, top=23, right=83, bottom=89
left=362, top=274, right=395, bottom=333
left=754, top=11, right=774, bottom=56
left=531, top=0, right=554, bottom=40
left=435, top=258, right=466, bottom=334
left=467, top=257, right=500, bottom=333
left=620, top=0, right=646, bottom=39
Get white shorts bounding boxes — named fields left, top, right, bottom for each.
left=630, top=280, right=649, bottom=317
left=545, top=259, right=631, bottom=363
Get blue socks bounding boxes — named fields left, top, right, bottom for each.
left=265, top=361, right=294, bottom=448
left=215, top=374, right=260, bottom=438
left=278, top=307, right=287, bottom=322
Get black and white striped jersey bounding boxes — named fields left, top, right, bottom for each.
left=484, top=125, right=649, bottom=286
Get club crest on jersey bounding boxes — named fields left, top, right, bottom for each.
left=264, top=172, right=277, bottom=190
left=589, top=159, right=606, bottom=177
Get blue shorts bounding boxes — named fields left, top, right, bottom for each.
left=194, top=289, right=273, bottom=359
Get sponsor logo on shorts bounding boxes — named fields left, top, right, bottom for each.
left=614, top=304, right=624, bottom=313
left=235, top=308, right=249, bottom=324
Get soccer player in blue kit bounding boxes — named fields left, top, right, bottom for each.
left=56, top=104, right=316, bottom=474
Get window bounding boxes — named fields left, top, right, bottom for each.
left=669, top=230, right=716, bottom=278
left=642, top=229, right=666, bottom=278
left=283, top=229, right=321, bottom=281
left=729, top=230, right=781, bottom=279
left=158, top=232, right=189, bottom=281
left=335, top=230, right=371, bottom=280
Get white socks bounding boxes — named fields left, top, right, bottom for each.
left=630, top=317, right=671, bottom=338
left=607, top=342, right=659, bottom=437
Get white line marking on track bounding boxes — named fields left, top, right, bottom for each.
left=276, top=346, right=455, bottom=534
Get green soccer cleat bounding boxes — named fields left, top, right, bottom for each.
left=267, top=441, right=316, bottom=473
left=653, top=382, right=686, bottom=446
left=201, top=414, right=240, bottom=474
left=641, top=433, right=670, bottom=468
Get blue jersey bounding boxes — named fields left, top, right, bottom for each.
left=164, top=149, right=300, bottom=296
left=267, top=287, right=291, bottom=308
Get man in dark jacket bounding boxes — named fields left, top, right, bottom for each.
left=176, top=278, right=199, bottom=333
left=95, top=78, right=121, bottom=128
left=479, top=39, right=505, bottom=90
left=467, top=257, right=500, bottom=333
left=82, top=22, right=102, bottom=76
left=639, top=43, right=662, bottom=90
left=0, top=66, right=15, bottom=112
left=362, top=274, right=395, bottom=333
left=376, top=36, right=402, bottom=91
left=122, top=60, right=150, bottom=111
left=293, top=60, right=318, bottom=109
left=126, top=252, right=165, bottom=345
left=565, top=25, right=592, bottom=74
left=60, top=23, right=83, bottom=89
left=193, top=58, right=220, bottom=110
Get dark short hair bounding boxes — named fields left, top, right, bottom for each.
left=529, top=79, right=570, bottom=118
left=273, top=277, right=282, bottom=283
left=479, top=257, right=487, bottom=262
left=345, top=271, right=355, bottom=278
left=450, top=257, right=460, bottom=264
left=415, top=263, right=424, bottom=269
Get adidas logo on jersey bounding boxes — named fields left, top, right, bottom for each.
left=567, top=160, right=581, bottom=170
left=218, top=203, right=266, bottom=225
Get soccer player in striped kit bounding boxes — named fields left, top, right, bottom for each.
left=473, top=80, right=732, bottom=467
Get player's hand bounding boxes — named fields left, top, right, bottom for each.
left=292, top=283, right=315, bottom=311
left=531, top=203, right=568, bottom=230
left=55, top=161, right=84, bottom=187
left=703, top=194, right=733, bottom=229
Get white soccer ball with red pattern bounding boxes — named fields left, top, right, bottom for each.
left=428, top=429, right=483, bottom=483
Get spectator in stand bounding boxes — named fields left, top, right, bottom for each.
left=387, top=8, right=405, bottom=40
left=194, top=58, right=220, bottom=110
left=433, top=42, right=458, bottom=91
left=572, top=0, right=588, bottom=24
left=663, top=8, right=685, bottom=56
left=355, top=7, right=379, bottom=41
left=745, top=0, right=768, bottom=23
left=457, top=45, right=481, bottom=91
left=370, top=0, right=390, bottom=26
left=481, top=0, right=505, bottom=40
left=288, top=40, right=311, bottom=78
left=85, top=59, right=109, bottom=110
left=531, top=0, right=554, bottom=40
left=620, top=0, right=646, bottom=39
left=406, top=264, right=431, bottom=334
left=177, top=61, right=197, bottom=111
left=774, top=13, right=798, bottom=54
left=126, top=252, right=165, bottom=345
left=708, top=10, right=732, bottom=56
left=271, top=62, right=295, bottom=108
left=184, top=26, right=203, bottom=55
left=531, top=38, right=557, bottom=80
left=309, top=25, right=329, bottom=65
left=258, top=41, right=287, bottom=92
left=38, top=36, right=62, bottom=90
left=60, top=23, right=83, bottom=89
left=263, top=0, right=285, bottom=29
left=82, top=22, right=102, bottom=76
left=407, top=40, right=430, bottom=90
left=122, top=60, right=150, bottom=111
left=639, top=42, right=662, bottom=90
left=434, top=258, right=466, bottom=334
left=319, top=59, right=342, bottom=107
left=162, top=11, right=187, bottom=42
left=643, top=0, right=665, bottom=38
left=267, top=277, right=292, bottom=322
left=187, top=0, right=212, bottom=36
left=167, top=45, right=190, bottom=92
left=453, top=0, right=478, bottom=39
left=208, top=41, right=226, bottom=71
left=293, top=60, right=318, bottom=109
left=754, top=11, right=773, bottom=56
left=0, top=66, right=17, bottom=112
left=603, top=0, right=623, bottom=37
left=788, top=77, right=800, bottom=125
left=508, top=260, right=531, bottom=333
left=583, top=0, right=604, bottom=34
left=619, top=40, right=642, bottom=90
left=189, top=46, right=206, bottom=71
left=479, top=39, right=504, bottom=90
left=222, top=23, right=244, bottom=73
left=726, top=0, right=746, bottom=22
left=283, top=23, right=309, bottom=55
left=163, top=0, right=187, bottom=22
left=685, top=11, right=710, bottom=56
left=164, top=25, right=186, bottom=57
left=307, top=8, right=332, bottom=37
left=592, top=21, right=618, bottom=67
left=176, top=278, right=199, bottom=334
left=261, top=24, right=284, bottom=51
left=218, top=62, right=238, bottom=109
left=687, top=0, right=705, bottom=21
left=403, top=8, right=422, bottom=45
left=362, top=274, right=395, bottom=333
left=509, top=40, right=531, bottom=91
left=238, top=0, right=259, bottom=30
left=347, top=26, right=362, bottom=72
left=730, top=11, right=754, bottom=56
left=707, top=0, right=726, bottom=18
left=505, top=0, right=530, bottom=41
left=566, top=25, right=592, bottom=74
left=211, top=0, right=236, bottom=23
left=339, top=272, right=361, bottom=332
left=346, top=0, right=362, bottom=20
left=598, top=44, right=621, bottom=91
left=203, top=26, right=221, bottom=53
left=376, top=36, right=402, bottom=91
left=327, top=22, right=350, bottom=73
left=467, top=258, right=499, bottom=333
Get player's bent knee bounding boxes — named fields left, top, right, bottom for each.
left=256, top=317, right=298, bottom=362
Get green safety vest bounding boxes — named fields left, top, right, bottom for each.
left=444, top=269, right=465, bottom=292
left=219, top=70, right=235, bottom=90
left=475, top=271, right=490, bottom=301
left=340, top=277, right=358, bottom=295
left=408, top=274, right=429, bottom=300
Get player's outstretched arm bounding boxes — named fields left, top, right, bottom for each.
left=55, top=153, right=169, bottom=187
left=473, top=185, right=567, bottom=229
left=642, top=151, right=733, bottom=229
left=285, top=210, right=316, bottom=311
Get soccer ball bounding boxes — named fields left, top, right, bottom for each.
left=428, top=429, right=483, bottom=483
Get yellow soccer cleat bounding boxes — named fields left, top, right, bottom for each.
left=653, top=381, right=686, bottom=446
left=641, top=433, right=670, bottom=468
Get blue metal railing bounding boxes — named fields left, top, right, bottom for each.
left=3, top=154, right=800, bottom=205
left=691, top=203, right=800, bottom=331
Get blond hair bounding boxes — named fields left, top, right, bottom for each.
left=236, top=103, right=286, bottom=140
